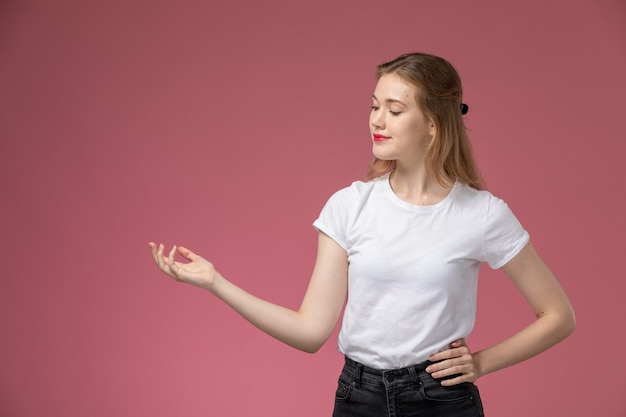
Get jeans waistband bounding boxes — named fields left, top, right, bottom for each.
left=344, top=356, right=431, bottom=375
left=343, top=356, right=433, bottom=389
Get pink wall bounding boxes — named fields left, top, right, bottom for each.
left=1, top=1, right=624, bottom=416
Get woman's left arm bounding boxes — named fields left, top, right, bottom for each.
left=427, top=242, right=576, bottom=385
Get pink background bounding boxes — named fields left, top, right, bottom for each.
left=1, top=1, right=624, bottom=416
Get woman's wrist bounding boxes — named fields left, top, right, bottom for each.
left=472, top=350, right=489, bottom=379
left=204, top=270, right=224, bottom=294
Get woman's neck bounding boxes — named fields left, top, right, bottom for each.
left=389, top=164, right=453, bottom=206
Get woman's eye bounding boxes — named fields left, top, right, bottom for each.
left=371, top=106, right=379, bottom=111
left=389, top=111, right=401, bottom=116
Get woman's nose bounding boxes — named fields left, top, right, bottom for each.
left=371, top=112, right=385, bottom=130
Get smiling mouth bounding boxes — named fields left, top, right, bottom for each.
left=373, top=134, right=391, bottom=142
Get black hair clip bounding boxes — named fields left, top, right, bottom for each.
left=460, top=103, right=469, bottom=115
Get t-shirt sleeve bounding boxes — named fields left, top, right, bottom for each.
left=481, top=195, right=530, bottom=269
left=312, top=187, right=353, bottom=251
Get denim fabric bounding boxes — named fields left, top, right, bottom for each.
left=333, top=356, right=484, bottom=417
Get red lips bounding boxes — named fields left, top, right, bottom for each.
left=373, top=134, right=391, bottom=142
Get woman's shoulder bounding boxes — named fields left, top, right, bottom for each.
left=319, top=175, right=387, bottom=216
left=453, top=182, right=513, bottom=212
left=328, top=174, right=385, bottom=200
left=455, top=181, right=499, bottom=201
left=454, top=182, right=519, bottom=220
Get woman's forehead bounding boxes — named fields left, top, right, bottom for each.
left=373, top=74, right=419, bottom=105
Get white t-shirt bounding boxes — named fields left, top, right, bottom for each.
left=313, top=174, right=529, bottom=370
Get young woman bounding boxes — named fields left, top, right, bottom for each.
left=149, top=53, right=575, bottom=417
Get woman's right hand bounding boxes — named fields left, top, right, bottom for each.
left=147, top=232, right=348, bottom=353
left=149, top=242, right=221, bottom=291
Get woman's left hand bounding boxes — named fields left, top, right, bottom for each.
left=425, top=339, right=481, bottom=386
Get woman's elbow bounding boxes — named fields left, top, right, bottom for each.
left=563, top=306, right=576, bottom=337
left=292, top=340, right=324, bottom=354
left=294, top=328, right=332, bottom=354
left=551, top=303, right=576, bottom=341
left=301, top=344, right=323, bottom=354
left=300, top=334, right=330, bottom=354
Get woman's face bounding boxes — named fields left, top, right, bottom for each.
left=369, top=73, right=435, bottom=163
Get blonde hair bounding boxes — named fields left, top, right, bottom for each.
left=367, top=53, right=483, bottom=190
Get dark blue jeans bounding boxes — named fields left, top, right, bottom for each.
left=333, top=356, right=484, bottom=417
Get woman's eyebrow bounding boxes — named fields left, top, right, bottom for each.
left=372, top=95, right=407, bottom=107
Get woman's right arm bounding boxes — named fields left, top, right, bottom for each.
left=149, top=232, right=348, bottom=353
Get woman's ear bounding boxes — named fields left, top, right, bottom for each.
left=428, top=120, right=436, bottom=137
